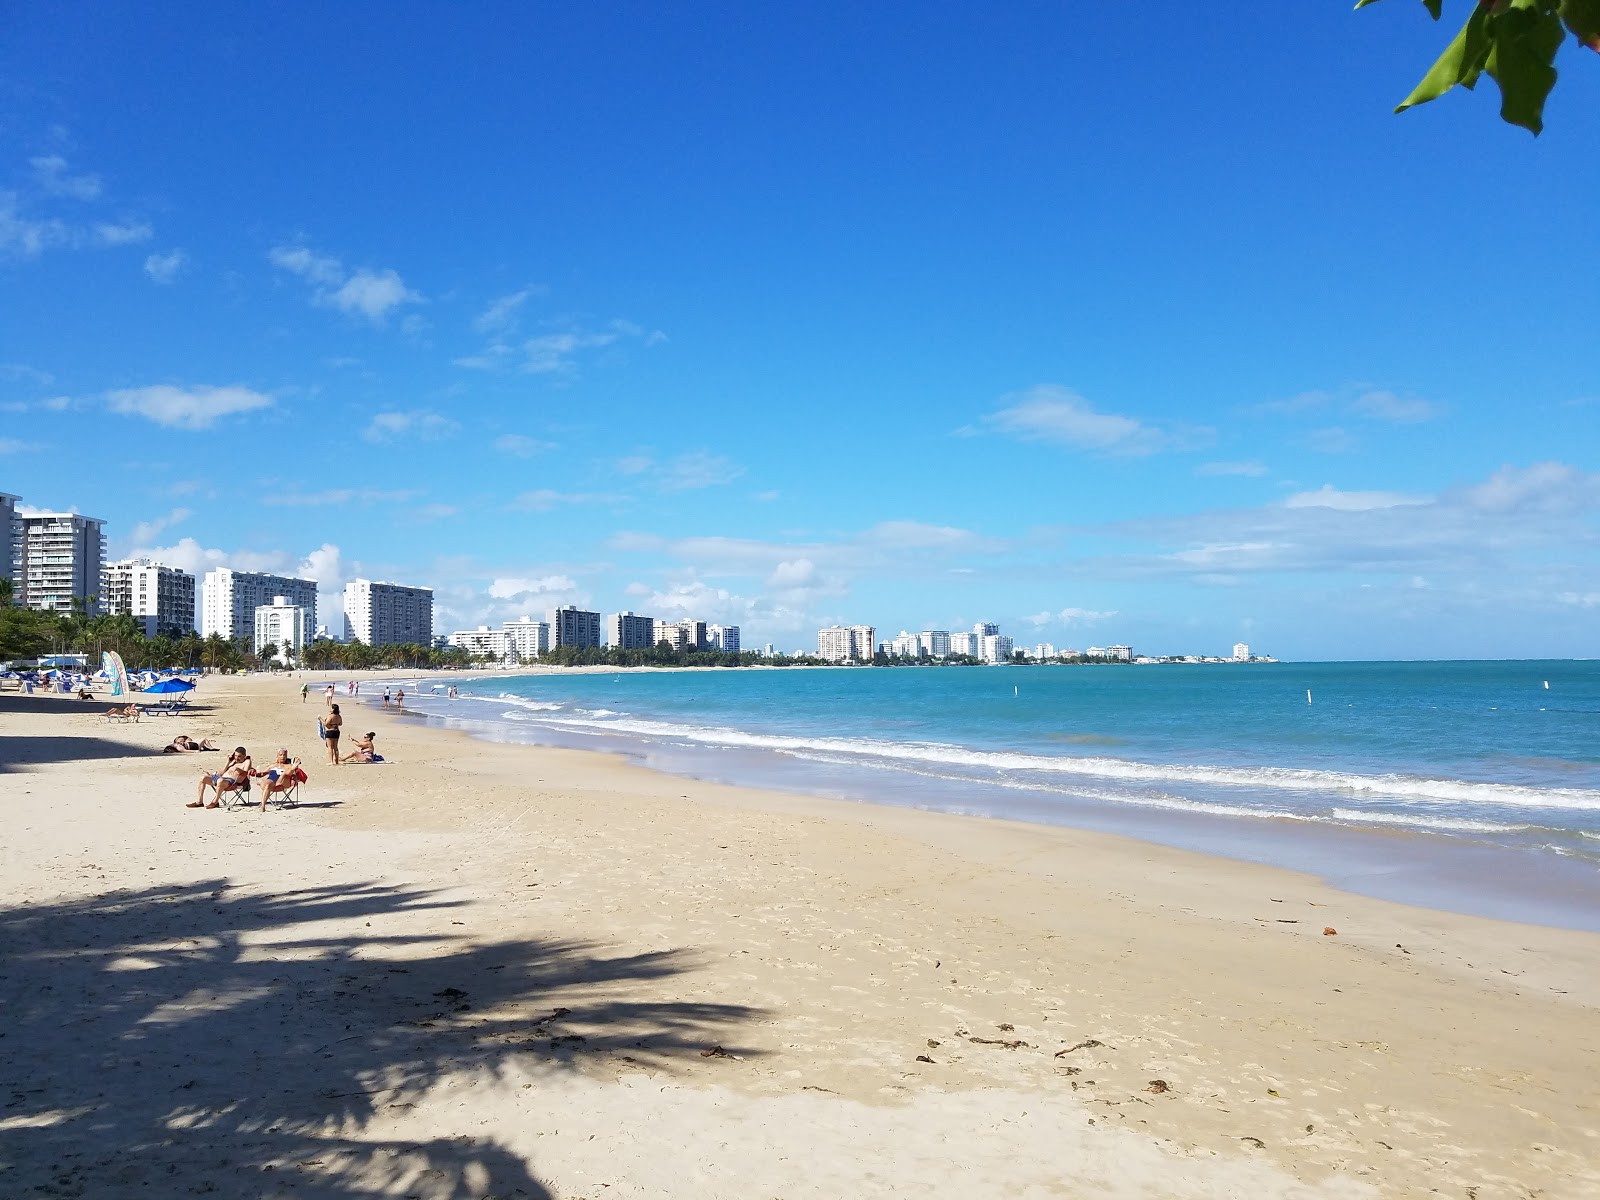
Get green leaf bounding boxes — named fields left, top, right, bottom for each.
left=1560, top=0, right=1600, bottom=48
left=1396, top=5, right=1494, bottom=111
left=1484, top=3, right=1565, bottom=132
left=1354, top=0, right=1443, bottom=15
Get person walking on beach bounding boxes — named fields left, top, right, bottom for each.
left=325, top=684, right=335, bottom=706
left=300, top=682, right=309, bottom=703
left=323, top=703, right=343, bottom=765
left=395, top=687, right=404, bottom=710
left=383, top=688, right=391, bottom=708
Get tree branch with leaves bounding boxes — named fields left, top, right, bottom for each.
left=1361, top=0, right=1600, bottom=133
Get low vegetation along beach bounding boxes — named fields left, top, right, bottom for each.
left=1, top=673, right=1596, bottom=1198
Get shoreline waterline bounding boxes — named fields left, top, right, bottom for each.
left=357, top=662, right=1600, bottom=933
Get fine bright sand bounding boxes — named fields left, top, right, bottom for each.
left=1, top=674, right=1597, bottom=1199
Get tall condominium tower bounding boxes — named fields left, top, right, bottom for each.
left=102, top=559, right=197, bottom=636
left=344, top=579, right=434, bottom=647
left=201, top=568, right=318, bottom=640
left=607, top=611, right=656, bottom=650
left=548, top=605, right=602, bottom=649
left=0, top=492, right=18, bottom=598
left=15, top=510, right=106, bottom=614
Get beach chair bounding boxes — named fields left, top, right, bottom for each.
left=215, top=774, right=254, bottom=810
left=99, top=708, right=134, bottom=724
left=141, top=701, right=183, bottom=718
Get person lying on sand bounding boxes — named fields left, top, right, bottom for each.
left=341, top=732, right=378, bottom=763
left=189, top=747, right=252, bottom=808
left=162, top=735, right=218, bottom=753
left=252, top=749, right=307, bottom=811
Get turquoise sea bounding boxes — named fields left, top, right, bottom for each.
left=379, top=661, right=1600, bottom=930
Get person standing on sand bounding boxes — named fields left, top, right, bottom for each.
left=300, top=682, right=309, bottom=703
left=323, top=703, right=343, bottom=765
left=325, top=684, right=335, bottom=706
left=395, top=688, right=404, bottom=710
left=383, top=688, right=391, bottom=708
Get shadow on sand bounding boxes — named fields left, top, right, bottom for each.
left=0, top=880, right=765, bottom=1197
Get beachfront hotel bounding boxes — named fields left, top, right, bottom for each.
left=12, top=509, right=107, bottom=615
left=101, top=558, right=196, bottom=637
left=817, top=624, right=875, bottom=662
left=707, top=623, right=740, bottom=652
left=548, top=605, right=602, bottom=649
left=202, top=568, right=317, bottom=641
left=0, top=492, right=17, bottom=595
left=253, top=596, right=311, bottom=665
left=344, top=578, right=434, bottom=648
left=607, top=611, right=656, bottom=650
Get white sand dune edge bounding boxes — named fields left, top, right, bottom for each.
left=1, top=672, right=1596, bottom=1199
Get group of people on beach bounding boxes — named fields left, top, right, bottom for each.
left=317, top=689, right=381, bottom=766
left=186, top=746, right=306, bottom=812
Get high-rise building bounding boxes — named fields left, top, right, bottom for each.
left=973, top=621, right=999, bottom=638
left=979, top=633, right=1014, bottom=664
left=0, top=492, right=18, bottom=599
left=345, top=579, right=434, bottom=647
left=1106, top=644, right=1133, bottom=662
left=202, top=568, right=317, bottom=640
left=15, top=510, right=106, bottom=614
left=607, top=611, right=656, bottom=650
left=890, top=631, right=920, bottom=658
left=548, top=605, right=601, bottom=649
left=919, top=630, right=951, bottom=658
left=449, top=625, right=509, bottom=659
left=254, top=596, right=311, bottom=664
left=707, top=623, right=740, bottom=653
left=949, top=631, right=975, bottom=657
left=1233, top=642, right=1250, bottom=662
left=654, top=619, right=708, bottom=652
left=817, top=624, right=875, bottom=662
left=1032, top=643, right=1057, bottom=661
left=102, top=559, right=196, bottom=637
left=503, top=616, right=550, bottom=660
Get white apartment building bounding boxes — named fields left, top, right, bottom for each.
left=345, top=579, right=434, bottom=647
left=254, top=596, right=311, bottom=664
left=504, top=616, right=550, bottom=661
left=15, top=510, right=106, bottom=614
left=548, top=605, right=602, bottom=649
left=919, top=630, right=951, bottom=658
left=707, top=623, right=740, bottom=653
left=890, top=631, right=921, bottom=658
left=202, top=568, right=317, bottom=640
left=102, top=559, right=196, bottom=637
left=949, top=631, right=976, bottom=658
left=607, top=611, right=656, bottom=650
left=655, top=619, right=709, bottom=652
left=1106, top=644, right=1133, bottom=663
left=979, top=633, right=1015, bottom=664
left=973, top=621, right=999, bottom=638
left=1233, top=642, right=1250, bottom=661
left=817, top=624, right=875, bottom=662
left=1032, top=643, right=1057, bottom=661
left=0, top=492, right=18, bottom=597
left=449, top=626, right=509, bottom=659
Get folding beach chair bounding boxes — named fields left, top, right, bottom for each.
left=214, top=773, right=254, bottom=810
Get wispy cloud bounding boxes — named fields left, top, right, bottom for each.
left=975, top=385, right=1211, bottom=456
left=493, top=433, right=555, bottom=458
left=107, top=384, right=274, bottom=430
left=609, top=451, right=745, bottom=492
left=1, top=155, right=154, bottom=258
left=30, top=155, right=101, bottom=200
left=361, top=410, right=458, bottom=443
left=0, top=437, right=43, bottom=454
left=143, top=248, right=187, bottom=283
left=129, top=507, right=193, bottom=544
left=507, top=488, right=624, bottom=512
left=261, top=488, right=423, bottom=507
left=456, top=318, right=664, bottom=375
left=269, top=243, right=421, bottom=325
left=1249, top=385, right=1443, bottom=425
left=473, top=287, right=541, bottom=334
left=94, top=220, right=151, bottom=246
left=1023, top=606, right=1117, bottom=628
left=1196, top=460, right=1268, bottom=477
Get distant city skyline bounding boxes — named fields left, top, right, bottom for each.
left=2, top=8, right=1596, bottom=660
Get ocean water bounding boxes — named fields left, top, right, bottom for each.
left=377, top=661, right=1600, bottom=929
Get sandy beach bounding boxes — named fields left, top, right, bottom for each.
left=2, top=673, right=1597, bottom=1199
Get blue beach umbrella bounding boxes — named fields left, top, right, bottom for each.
left=141, top=677, right=195, bottom=694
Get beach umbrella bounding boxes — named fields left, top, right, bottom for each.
left=141, top=677, right=195, bottom=694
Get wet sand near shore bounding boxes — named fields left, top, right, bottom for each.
left=2, top=674, right=1597, bottom=1198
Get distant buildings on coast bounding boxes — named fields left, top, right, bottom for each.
left=448, top=607, right=741, bottom=664
left=814, top=620, right=1269, bottom=666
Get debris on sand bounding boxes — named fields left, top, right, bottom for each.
left=1323, top=927, right=1337, bottom=936
left=1145, top=1080, right=1169, bottom=1094
left=915, top=1054, right=935, bottom=1064
left=1054, top=1039, right=1104, bottom=1057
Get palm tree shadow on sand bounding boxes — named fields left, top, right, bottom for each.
left=0, top=880, right=766, bottom=1198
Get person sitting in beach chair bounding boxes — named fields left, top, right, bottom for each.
left=162, top=735, right=218, bottom=753
left=252, top=749, right=307, bottom=810
left=189, top=747, right=253, bottom=809
left=101, top=704, right=140, bottom=723
left=341, top=732, right=379, bottom=763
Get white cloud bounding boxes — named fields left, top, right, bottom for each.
left=1557, top=591, right=1600, bottom=608
left=1351, top=390, right=1440, bottom=424
left=30, top=156, right=101, bottom=200
left=95, top=220, right=152, bottom=246
left=0, top=437, right=42, bottom=454
left=143, top=249, right=187, bottom=283
left=658, top=451, right=744, bottom=492
left=487, top=575, right=578, bottom=600
left=1465, top=462, right=1600, bottom=516
left=474, top=287, right=538, bottom=333
left=269, top=244, right=420, bottom=325
left=979, top=385, right=1208, bottom=456
left=123, top=537, right=292, bottom=578
left=1283, top=485, right=1431, bottom=512
left=129, top=507, right=192, bottom=544
left=0, top=363, right=53, bottom=386
left=107, top=384, right=274, bottom=430
left=261, top=488, right=421, bottom=507
left=362, top=410, right=459, bottom=443
left=1196, top=460, right=1268, bottom=477
left=493, top=433, right=554, bottom=458
left=458, top=319, right=664, bottom=376
left=766, top=559, right=816, bottom=589
left=1304, top=426, right=1358, bottom=454
left=298, top=543, right=345, bottom=590
left=615, top=454, right=654, bottom=476
left=507, top=488, right=622, bottom=512
left=0, top=191, right=71, bottom=256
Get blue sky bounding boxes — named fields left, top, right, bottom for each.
left=2, top=3, right=1597, bottom=659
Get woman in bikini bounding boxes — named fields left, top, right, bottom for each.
left=324, top=703, right=343, bottom=765
left=253, top=749, right=305, bottom=810
left=162, top=735, right=218, bottom=753
left=189, top=747, right=253, bottom=808
left=341, top=732, right=377, bottom=763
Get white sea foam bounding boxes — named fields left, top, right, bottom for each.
left=1326, top=809, right=1530, bottom=834
left=513, top=710, right=1600, bottom=813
